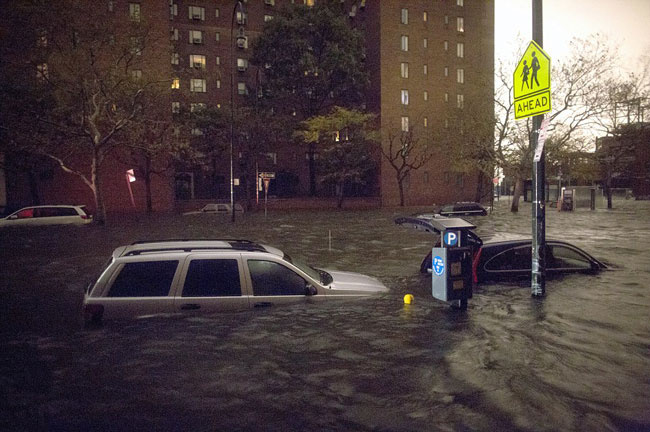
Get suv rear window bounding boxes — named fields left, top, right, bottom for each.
left=182, top=259, right=241, bottom=297
left=108, top=261, right=178, bottom=297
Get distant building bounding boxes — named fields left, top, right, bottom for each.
left=596, top=122, right=650, bottom=199
left=2, top=0, right=494, bottom=211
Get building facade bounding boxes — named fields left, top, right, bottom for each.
left=2, top=0, right=494, bottom=212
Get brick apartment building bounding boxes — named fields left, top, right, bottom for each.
left=2, top=0, right=494, bottom=212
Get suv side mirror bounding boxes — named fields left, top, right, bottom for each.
left=305, top=284, right=318, bottom=296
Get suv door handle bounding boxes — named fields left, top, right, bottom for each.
left=180, top=303, right=201, bottom=310
left=254, top=302, right=273, bottom=308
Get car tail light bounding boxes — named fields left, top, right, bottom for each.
left=80, top=214, right=90, bottom=220
left=84, top=304, right=104, bottom=323
left=472, top=247, right=482, bottom=284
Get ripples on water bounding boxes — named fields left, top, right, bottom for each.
left=1, top=200, right=649, bottom=431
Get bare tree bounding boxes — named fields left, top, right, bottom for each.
left=381, top=120, right=436, bottom=207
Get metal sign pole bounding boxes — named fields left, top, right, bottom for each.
left=531, top=0, right=546, bottom=297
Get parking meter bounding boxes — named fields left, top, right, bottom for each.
left=429, top=218, right=476, bottom=310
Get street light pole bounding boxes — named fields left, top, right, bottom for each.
left=230, top=0, right=245, bottom=223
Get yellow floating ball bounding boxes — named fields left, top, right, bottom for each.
left=403, top=294, right=414, bottom=305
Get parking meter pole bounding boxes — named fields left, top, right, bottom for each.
left=531, top=0, right=546, bottom=297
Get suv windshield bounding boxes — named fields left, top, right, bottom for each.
left=283, top=253, right=331, bottom=285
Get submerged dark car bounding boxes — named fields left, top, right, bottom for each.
left=395, top=215, right=606, bottom=284
left=435, top=202, right=488, bottom=217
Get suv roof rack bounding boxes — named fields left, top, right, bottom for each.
left=124, top=239, right=267, bottom=256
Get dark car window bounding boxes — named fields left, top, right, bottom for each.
left=182, top=259, right=241, bottom=297
left=37, top=207, right=78, bottom=217
left=108, top=261, right=178, bottom=297
left=548, top=245, right=593, bottom=270
left=485, top=245, right=531, bottom=271
left=248, top=260, right=307, bottom=296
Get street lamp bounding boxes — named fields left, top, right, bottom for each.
left=230, top=1, right=246, bottom=223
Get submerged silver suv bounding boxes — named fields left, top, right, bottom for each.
left=84, top=239, right=388, bottom=322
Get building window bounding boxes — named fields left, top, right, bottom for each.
left=457, top=0, right=464, bottom=6
left=423, top=11, right=428, bottom=22
left=423, top=38, right=428, bottom=48
left=171, top=52, right=179, bottom=65
left=171, top=78, right=180, bottom=89
left=108, top=1, right=114, bottom=12
left=189, top=6, right=205, bottom=21
left=423, top=64, right=428, bottom=75
left=401, top=116, right=409, bottom=132
left=456, top=173, right=464, bottom=187
left=191, top=128, right=204, bottom=136
left=444, top=66, right=449, bottom=77
left=190, top=54, right=206, bottom=69
left=423, top=91, right=428, bottom=101
left=424, top=171, right=430, bottom=183
left=216, top=56, right=221, bottom=65
left=445, top=92, right=449, bottom=102
left=457, top=68, right=464, bottom=84
left=36, top=63, right=48, bottom=80
left=171, top=28, right=179, bottom=40
left=130, top=69, right=142, bottom=80
left=237, top=58, right=248, bottom=71
left=189, top=30, right=203, bottom=44
left=236, top=11, right=247, bottom=25
left=401, top=8, right=408, bottom=25
left=457, top=94, right=464, bottom=109
left=444, top=15, right=449, bottom=25
left=129, top=37, right=142, bottom=55
left=457, top=17, right=464, bottom=32
left=400, top=62, right=408, bottom=78
left=445, top=118, right=449, bottom=128
left=423, top=117, right=428, bottom=128
left=216, top=79, right=221, bottom=89
left=400, top=35, right=408, bottom=52
left=237, top=82, right=248, bottom=95
left=172, top=102, right=180, bottom=113
left=170, top=3, right=177, bottom=18
left=190, top=103, right=206, bottom=112
left=215, top=32, right=220, bottom=42
left=215, top=8, right=220, bottom=18
left=191, top=78, right=206, bottom=93
left=129, top=3, right=140, bottom=22
left=264, top=14, right=274, bottom=22
left=401, top=89, right=409, bottom=105
left=444, top=40, right=449, bottom=51
left=457, top=42, right=464, bottom=58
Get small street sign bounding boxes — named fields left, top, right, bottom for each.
left=533, top=117, right=550, bottom=162
left=513, top=40, right=551, bottom=120
left=259, top=172, right=275, bottom=179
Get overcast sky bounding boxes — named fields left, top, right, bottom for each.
left=495, top=0, right=650, bottom=71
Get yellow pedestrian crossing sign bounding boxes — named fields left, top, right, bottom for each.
left=513, top=40, right=551, bottom=119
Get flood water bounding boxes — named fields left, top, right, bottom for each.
left=1, top=199, right=649, bottom=431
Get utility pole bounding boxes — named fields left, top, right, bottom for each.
left=531, top=0, right=546, bottom=297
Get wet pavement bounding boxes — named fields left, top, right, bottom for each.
left=1, top=199, right=649, bottom=431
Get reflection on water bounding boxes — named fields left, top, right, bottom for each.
left=1, top=200, right=649, bottom=431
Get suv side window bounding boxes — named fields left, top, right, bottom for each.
left=248, top=260, right=307, bottom=296
left=182, top=259, right=241, bottom=297
left=108, top=260, right=178, bottom=297
left=547, top=245, right=592, bottom=270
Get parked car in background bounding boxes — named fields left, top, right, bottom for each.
left=182, top=203, right=244, bottom=216
left=84, top=239, right=388, bottom=323
left=434, top=202, right=488, bottom=217
left=395, top=214, right=606, bottom=284
left=0, top=205, right=92, bottom=227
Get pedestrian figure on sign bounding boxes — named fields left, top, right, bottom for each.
left=530, top=51, right=540, bottom=88
left=520, top=60, right=530, bottom=91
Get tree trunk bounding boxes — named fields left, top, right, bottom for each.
left=398, top=178, right=405, bottom=207
left=91, top=156, right=107, bottom=225
left=28, top=170, right=40, bottom=205
left=308, top=143, right=316, bottom=196
left=474, top=171, right=486, bottom=203
left=144, top=157, right=152, bottom=214
left=510, top=177, right=524, bottom=212
left=336, top=181, right=344, bottom=208
left=605, top=173, right=613, bottom=209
